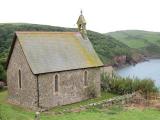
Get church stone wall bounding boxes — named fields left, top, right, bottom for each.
left=7, top=39, right=101, bottom=110
left=7, top=39, right=38, bottom=109
left=38, top=68, right=101, bottom=109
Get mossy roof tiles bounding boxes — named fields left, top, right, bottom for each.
left=8, top=32, right=103, bottom=74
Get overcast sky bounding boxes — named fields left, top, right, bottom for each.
left=0, top=0, right=160, bottom=33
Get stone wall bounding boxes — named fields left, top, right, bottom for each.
left=7, top=39, right=38, bottom=109
left=38, top=68, right=101, bottom=109
left=42, top=92, right=142, bottom=114
left=7, top=39, right=101, bottom=109
left=101, top=66, right=113, bottom=75
left=74, top=92, right=140, bottom=110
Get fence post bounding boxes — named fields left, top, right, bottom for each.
left=35, top=112, right=40, bottom=120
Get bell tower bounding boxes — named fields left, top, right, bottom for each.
left=77, top=10, right=87, bottom=39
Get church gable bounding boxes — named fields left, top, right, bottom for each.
left=7, top=39, right=27, bottom=71
left=7, top=39, right=37, bottom=108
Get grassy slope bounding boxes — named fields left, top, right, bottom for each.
left=0, top=90, right=116, bottom=120
left=0, top=90, right=160, bottom=120
left=106, top=30, right=160, bottom=55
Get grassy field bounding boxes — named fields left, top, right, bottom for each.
left=106, top=30, right=160, bottom=49
left=0, top=90, right=160, bottom=120
left=105, top=30, right=160, bottom=56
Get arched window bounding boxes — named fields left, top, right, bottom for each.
left=55, top=74, right=58, bottom=92
left=84, top=71, right=88, bottom=86
left=18, top=70, right=22, bottom=89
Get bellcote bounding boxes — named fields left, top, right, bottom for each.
left=77, top=10, right=87, bottom=39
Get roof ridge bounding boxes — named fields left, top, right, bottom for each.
left=15, top=31, right=79, bottom=34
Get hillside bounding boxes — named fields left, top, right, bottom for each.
left=0, top=23, right=131, bottom=81
left=106, top=30, right=160, bottom=56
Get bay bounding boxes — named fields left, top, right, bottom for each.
left=116, top=59, right=160, bottom=86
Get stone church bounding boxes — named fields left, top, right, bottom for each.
left=6, top=12, right=103, bottom=109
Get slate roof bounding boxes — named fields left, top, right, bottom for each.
left=7, top=32, right=103, bottom=74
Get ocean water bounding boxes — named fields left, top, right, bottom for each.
left=116, top=59, right=160, bottom=87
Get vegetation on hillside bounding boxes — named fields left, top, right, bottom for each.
left=0, top=23, right=132, bottom=81
left=106, top=30, right=160, bottom=56
left=101, top=73, right=158, bottom=96
left=87, top=31, right=132, bottom=63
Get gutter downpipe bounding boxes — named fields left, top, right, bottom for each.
left=36, top=75, right=40, bottom=108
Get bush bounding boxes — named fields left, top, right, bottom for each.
left=101, top=73, right=158, bottom=95
left=0, top=64, right=6, bottom=82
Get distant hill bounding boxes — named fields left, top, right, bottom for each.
left=0, top=23, right=131, bottom=81
left=106, top=30, right=160, bottom=56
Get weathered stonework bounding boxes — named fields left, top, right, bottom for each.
left=101, top=66, right=113, bottom=75
left=7, top=39, right=37, bottom=109
left=7, top=39, right=101, bottom=109
left=38, top=68, right=101, bottom=109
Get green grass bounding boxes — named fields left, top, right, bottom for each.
left=40, top=108, right=160, bottom=120
left=118, top=39, right=147, bottom=49
left=106, top=30, right=160, bottom=55
left=106, top=30, right=160, bottom=48
left=0, top=90, right=160, bottom=120
left=0, top=90, right=116, bottom=120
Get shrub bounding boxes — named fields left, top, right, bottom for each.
left=101, top=73, right=158, bottom=95
left=0, top=64, right=6, bottom=82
